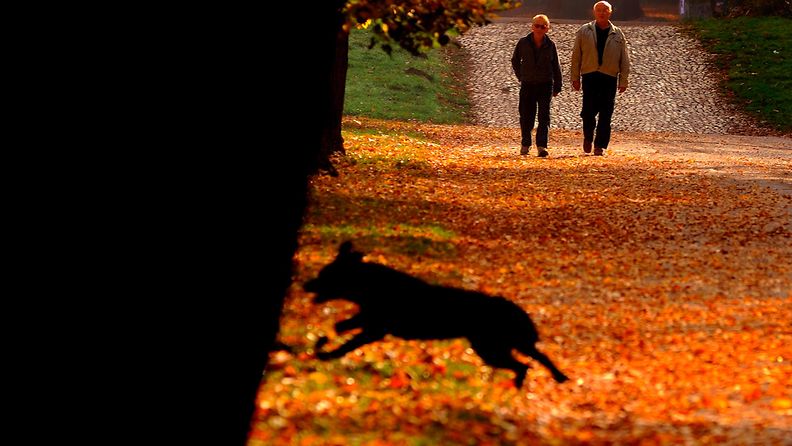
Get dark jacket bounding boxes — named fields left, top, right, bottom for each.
left=511, top=33, right=563, bottom=94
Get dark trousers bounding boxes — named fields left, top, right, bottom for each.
left=581, top=72, right=617, bottom=149
left=519, top=82, right=552, bottom=148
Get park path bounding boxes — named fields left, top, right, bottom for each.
left=453, top=18, right=792, bottom=201
left=456, top=20, right=753, bottom=134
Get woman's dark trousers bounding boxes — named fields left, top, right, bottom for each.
left=581, top=72, right=617, bottom=149
left=519, top=82, right=553, bottom=148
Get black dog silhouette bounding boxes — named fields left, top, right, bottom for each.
left=304, top=241, right=569, bottom=388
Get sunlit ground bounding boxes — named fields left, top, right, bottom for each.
left=252, top=118, right=792, bottom=445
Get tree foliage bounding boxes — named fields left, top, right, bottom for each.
left=316, top=0, right=520, bottom=175
left=343, top=0, right=520, bottom=55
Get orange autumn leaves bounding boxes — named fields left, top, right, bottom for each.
left=252, top=118, right=792, bottom=445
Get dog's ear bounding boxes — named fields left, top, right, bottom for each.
left=337, top=241, right=364, bottom=263
left=339, top=241, right=354, bottom=256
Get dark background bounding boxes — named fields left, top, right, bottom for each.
left=496, top=0, right=681, bottom=21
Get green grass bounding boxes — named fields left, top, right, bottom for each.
left=342, top=125, right=431, bottom=141
left=344, top=29, right=470, bottom=124
left=684, top=17, right=792, bottom=133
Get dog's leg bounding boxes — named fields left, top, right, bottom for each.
left=521, top=346, right=569, bottom=383
left=335, top=313, right=364, bottom=334
left=511, top=362, right=529, bottom=389
left=470, top=341, right=529, bottom=388
left=316, top=330, right=385, bottom=360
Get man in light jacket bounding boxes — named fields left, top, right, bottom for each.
left=571, top=1, right=631, bottom=156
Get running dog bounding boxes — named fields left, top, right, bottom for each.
left=304, top=241, right=570, bottom=388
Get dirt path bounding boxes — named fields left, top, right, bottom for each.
left=611, top=131, right=792, bottom=200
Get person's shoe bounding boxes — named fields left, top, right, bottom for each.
left=593, top=147, right=604, bottom=156
left=520, top=145, right=530, bottom=155
left=537, top=147, right=549, bottom=158
left=583, top=140, right=592, bottom=154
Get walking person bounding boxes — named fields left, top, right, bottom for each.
left=512, top=14, right=563, bottom=158
left=570, top=1, right=631, bottom=156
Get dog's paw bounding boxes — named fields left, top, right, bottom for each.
left=315, top=336, right=329, bottom=351
left=514, top=372, right=526, bottom=389
left=315, top=336, right=335, bottom=360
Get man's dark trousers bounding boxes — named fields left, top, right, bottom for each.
left=581, top=71, right=617, bottom=149
left=519, top=82, right=552, bottom=148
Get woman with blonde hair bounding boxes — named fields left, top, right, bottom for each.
left=511, top=14, right=563, bottom=158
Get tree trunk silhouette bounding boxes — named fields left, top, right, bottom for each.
left=238, top=2, right=345, bottom=445
left=319, top=28, right=350, bottom=175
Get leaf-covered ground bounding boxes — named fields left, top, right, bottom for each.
left=252, top=118, right=792, bottom=445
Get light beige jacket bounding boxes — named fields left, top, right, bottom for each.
left=570, top=21, right=631, bottom=89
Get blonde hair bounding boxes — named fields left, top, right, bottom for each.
left=532, top=14, right=550, bottom=26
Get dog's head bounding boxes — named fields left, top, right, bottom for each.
left=304, top=241, right=364, bottom=304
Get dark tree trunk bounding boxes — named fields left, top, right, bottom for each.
left=235, top=2, right=345, bottom=445
left=318, top=28, right=350, bottom=176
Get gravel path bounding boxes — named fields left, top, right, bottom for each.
left=456, top=21, right=756, bottom=134
left=449, top=20, right=791, bottom=200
